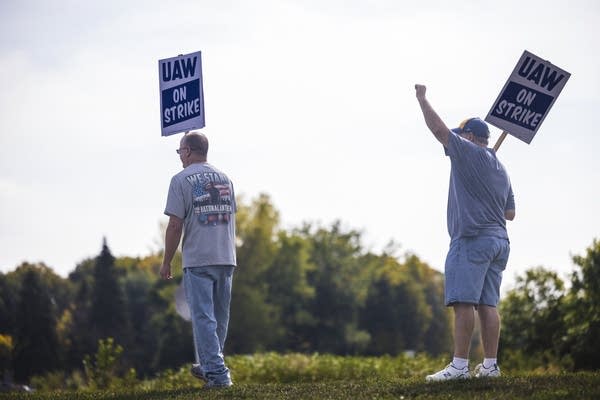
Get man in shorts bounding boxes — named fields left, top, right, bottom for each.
left=415, top=84, right=515, bottom=381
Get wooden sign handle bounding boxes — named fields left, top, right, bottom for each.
left=493, top=131, right=509, bottom=152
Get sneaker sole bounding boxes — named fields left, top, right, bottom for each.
left=426, top=374, right=470, bottom=382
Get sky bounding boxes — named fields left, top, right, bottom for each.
left=1, top=0, right=599, bottom=291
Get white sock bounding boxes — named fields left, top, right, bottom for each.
left=452, top=357, right=469, bottom=369
left=483, top=358, right=497, bottom=368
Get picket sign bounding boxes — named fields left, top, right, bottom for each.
left=487, top=50, right=570, bottom=151
left=158, top=51, right=205, bottom=136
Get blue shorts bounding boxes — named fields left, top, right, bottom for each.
left=444, top=236, right=510, bottom=307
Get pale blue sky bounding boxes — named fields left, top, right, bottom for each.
left=1, top=0, right=599, bottom=291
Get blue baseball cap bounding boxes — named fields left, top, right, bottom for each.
left=451, top=117, right=490, bottom=138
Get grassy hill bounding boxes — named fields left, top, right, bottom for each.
left=2, top=353, right=599, bottom=399
left=2, top=373, right=600, bottom=400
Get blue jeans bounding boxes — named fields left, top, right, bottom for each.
left=444, top=236, right=510, bottom=307
left=183, top=266, right=234, bottom=384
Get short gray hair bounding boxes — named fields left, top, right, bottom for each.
left=183, top=132, right=209, bottom=157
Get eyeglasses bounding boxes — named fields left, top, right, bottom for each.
left=176, top=147, right=199, bottom=154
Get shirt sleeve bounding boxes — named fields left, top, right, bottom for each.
left=164, top=175, right=186, bottom=219
left=445, top=130, right=479, bottom=159
left=444, top=130, right=486, bottom=179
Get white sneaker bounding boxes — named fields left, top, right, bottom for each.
left=426, top=363, right=470, bottom=382
left=473, top=363, right=501, bottom=378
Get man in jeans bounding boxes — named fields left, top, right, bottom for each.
left=160, top=132, right=236, bottom=388
left=415, top=85, right=515, bottom=381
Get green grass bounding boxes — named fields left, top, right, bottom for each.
left=2, top=354, right=599, bottom=399
left=2, top=374, right=600, bottom=400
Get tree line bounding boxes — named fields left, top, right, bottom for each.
left=0, top=194, right=451, bottom=382
left=1, top=194, right=599, bottom=384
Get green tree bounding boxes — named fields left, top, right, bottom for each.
left=499, top=267, right=566, bottom=359
left=360, top=255, right=408, bottom=355
left=304, top=221, right=371, bottom=354
left=0, top=334, right=13, bottom=381
left=89, top=239, right=130, bottom=350
left=1, top=263, right=73, bottom=339
left=121, top=268, right=157, bottom=375
left=12, top=267, right=60, bottom=381
left=360, top=253, right=446, bottom=355
left=63, top=264, right=97, bottom=371
left=7, top=262, right=71, bottom=375
left=563, top=239, right=600, bottom=369
left=265, top=231, right=316, bottom=351
left=422, top=272, right=452, bottom=356
left=0, top=273, right=16, bottom=337
left=228, top=194, right=281, bottom=353
left=147, top=276, right=194, bottom=372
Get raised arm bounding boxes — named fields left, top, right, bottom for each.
left=415, top=84, right=450, bottom=147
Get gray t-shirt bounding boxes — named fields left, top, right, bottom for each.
left=445, top=131, right=515, bottom=241
left=164, top=162, right=237, bottom=268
